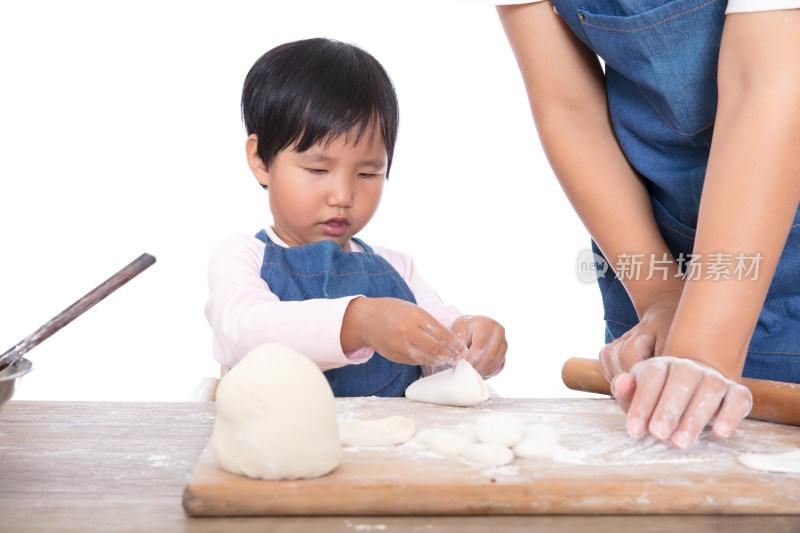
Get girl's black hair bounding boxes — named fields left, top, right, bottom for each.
left=242, top=38, right=399, bottom=176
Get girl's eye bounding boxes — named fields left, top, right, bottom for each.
left=358, top=173, right=379, bottom=178
left=305, top=168, right=326, bottom=175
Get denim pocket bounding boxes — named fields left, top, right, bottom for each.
left=579, top=0, right=725, bottom=136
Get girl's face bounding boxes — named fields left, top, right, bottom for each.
left=249, top=127, right=387, bottom=251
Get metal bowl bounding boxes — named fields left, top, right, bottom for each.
left=0, top=358, right=32, bottom=416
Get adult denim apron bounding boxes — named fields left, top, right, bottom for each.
left=549, top=0, right=800, bottom=382
left=255, top=230, right=422, bottom=396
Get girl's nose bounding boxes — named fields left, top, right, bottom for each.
left=327, top=175, right=354, bottom=207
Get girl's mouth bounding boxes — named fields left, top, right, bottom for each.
left=321, top=218, right=349, bottom=237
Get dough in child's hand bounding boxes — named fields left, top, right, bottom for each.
left=405, top=359, right=488, bottom=406
left=339, top=416, right=415, bottom=447
left=211, top=343, right=340, bottom=480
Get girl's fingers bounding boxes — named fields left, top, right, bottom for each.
left=465, top=345, right=489, bottom=375
left=493, top=337, right=509, bottom=375
left=438, top=324, right=469, bottom=359
left=480, top=332, right=508, bottom=377
left=399, top=341, right=441, bottom=366
left=464, top=327, right=504, bottom=376
left=451, top=317, right=506, bottom=377
left=420, top=322, right=466, bottom=364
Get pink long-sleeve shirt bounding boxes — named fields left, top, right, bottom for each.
left=205, top=227, right=462, bottom=370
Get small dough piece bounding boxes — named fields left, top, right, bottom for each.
left=339, top=416, right=415, bottom=447
left=405, top=360, right=489, bottom=406
left=426, top=429, right=474, bottom=456
left=211, top=343, right=340, bottom=480
left=412, top=428, right=454, bottom=447
left=460, top=443, right=514, bottom=466
left=455, top=422, right=479, bottom=443
left=738, top=449, right=800, bottom=473
left=513, top=425, right=560, bottom=459
left=474, top=412, right=525, bottom=447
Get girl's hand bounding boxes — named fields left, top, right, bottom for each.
left=342, top=297, right=467, bottom=367
left=599, top=289, right=682, bottom=383
left=611, top=356, right=752, bottom=449
left=449, top=315, right=507, bottom=378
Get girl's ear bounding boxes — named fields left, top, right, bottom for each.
left=246, top=134, right=270, bottom=187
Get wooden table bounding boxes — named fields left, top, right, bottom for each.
left=1, top=401, right=799, bottom=532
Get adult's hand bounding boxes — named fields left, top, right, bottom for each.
left=599, top=289, right=682, bottom=382
left=611, top=356, right=752, bottom=449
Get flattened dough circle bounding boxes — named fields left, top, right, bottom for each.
left=738, top=449, right=800, bottom=473
left=339, top=416, right=416, bottom=447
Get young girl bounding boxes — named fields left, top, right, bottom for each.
left=205, top=38, right=507, bottom=397
left=492, top=1, right=800, bottom=447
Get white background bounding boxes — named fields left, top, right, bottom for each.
left=1, top=0, right=602, bottom=401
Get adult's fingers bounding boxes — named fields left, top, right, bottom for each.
left=625, top=361, right=668, bottom=437
left=610, top=373, right=637, bottom=413
left=599, top=343, right=613, bottom=383
left=618, top=333, right=655, bottom=372
left=647, top=362, right=703, bottom=441
left=624, top=356, right=752, bottom=447
left=670, top=376, right=726, bottom=449
left=712, top=383, right=753, bottom=439
left=599, top=331, right=630, bottom=382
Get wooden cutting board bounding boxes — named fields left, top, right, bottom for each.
left=182, top=398, right=800, bottom=516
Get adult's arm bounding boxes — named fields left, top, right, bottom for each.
left=600, top=9, right=800, bottom=447
left=497, top=3, right=686, bottom=321
left=497, top=2, right=686, bottom=380
left=661, top=9, right=800, bottom=378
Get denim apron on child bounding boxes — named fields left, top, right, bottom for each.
left=255, top=230, right=422, bottom=396
left=549, top=0, right=800, bottom=382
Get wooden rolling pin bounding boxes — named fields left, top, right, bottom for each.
left=0, top=253, right=156, bottom=372
left=562, top=357, right=800, bottom=427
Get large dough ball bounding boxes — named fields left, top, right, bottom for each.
left=211, top=343, right=341, bottom=480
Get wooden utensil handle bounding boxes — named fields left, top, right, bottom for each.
left=0, top=253, right=156, bottom=371
left=562, top=357, right=800, bottom=427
